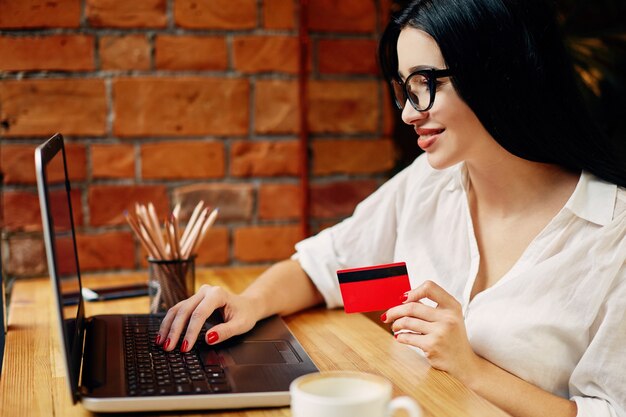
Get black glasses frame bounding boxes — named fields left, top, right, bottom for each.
left=391, top=68, right=454, bottom=112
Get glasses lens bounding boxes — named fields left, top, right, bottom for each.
left=406, top=73, right=431, bottom=111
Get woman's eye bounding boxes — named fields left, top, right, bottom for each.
left=409, top=76, right=429, bottom=89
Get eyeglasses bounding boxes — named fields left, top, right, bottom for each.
left=391, top=68, right=453, bottom=112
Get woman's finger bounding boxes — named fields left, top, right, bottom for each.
left=181, top=288, right=231, bottom=350
left=156, top=304, right=180, bottom=345
left=394, top=331, right=429, bottom=353
left=391, top=315, right=432, bottom=335
left=157, top=289, right=205, bottom=345
left=161, top=288, right=213, bottom=351
left=405, top=280, right=460, bottom=310
left=203, top=316, right=255, bottom=346
left=383, top=299, right=439, bottom=323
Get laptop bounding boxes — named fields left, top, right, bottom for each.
left=35, top=133, right=318, bottom=413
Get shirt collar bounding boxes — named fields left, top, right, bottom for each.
left=445, top=162, right=467, bottom=192
left=565, top=171, right=617, bottom=226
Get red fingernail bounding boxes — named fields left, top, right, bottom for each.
left=206, top=331, right=219, bottom=344
left=163, top=338, right=171, bottom=350
left=400, top=293, right=408, bottom=303
left=181, top=340, right=189, bottom=353
left=155, top=334, right=161, bottom=345
left=380, top=313, right=387, bottom=322
left=394, top=333, right=398, bottom=339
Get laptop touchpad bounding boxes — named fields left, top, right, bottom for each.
left=228, top=341, right=300, bottom=365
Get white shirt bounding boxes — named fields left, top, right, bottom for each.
left=293, top=154, right=626, bottom=417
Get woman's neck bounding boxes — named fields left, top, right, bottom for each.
left=464, top=153, right=580, bottom=218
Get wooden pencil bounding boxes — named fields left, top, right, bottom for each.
left=180, top=201, right=204, bottom=246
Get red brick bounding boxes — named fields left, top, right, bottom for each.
left=195, top=227, right=229, bottom=265
left=263, top=0, right=295, bottom=29
left=113, top=77, right=249, bottom=137
left=383, top=84, right=396, bottom=136
left=141, top=141, right=225, bottom=180
left=318, top=39, right=378, bottom=75
left=155, top=36, right=227, bottom=71
left=75, top=231, right=136, bottom=271
left=86, top=0, right=166, bottom=28
left=173, top=183, right=253, bottom=221
left=233, top=225, right=303, bottom=262
left=174, top=0, right=256, bottom=29
left=311, top=180, right=379, bottom=218
left=258, top=183, right=301, bottom=220
left=311, top=220, right=339, bottom=234
left=231, top=141, right=300, bottom=177
left=308, top=80, right=379, bottom=133
left=91, top=143, right=135, bottom=179
left=0, top=35, right=94, bottom=72
left=233, top=36, right=298, bottom=74
left=0, top=79, right=107, bottom=137
left=312, top=139, right=394, bottom=175
left=5, top=235, right=47, bottom=277
left=379, top=0, right=394, bottom=31
left=99, top=35, right=150, bottom=71
left=88, top=185, right=169, bottom=226
left=309, top=0, right=376, bottom=33
left=0, top=0, right=80, bottom=29
left=3, top=192, right=42, bottom=231
left=2, top=188, right=82, bottom=231
left=1, top=143, right=86, bottom=184
left=255, top=80, right=299, bottom=134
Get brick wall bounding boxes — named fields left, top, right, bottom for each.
left=0, top=0, right=396, bottom=279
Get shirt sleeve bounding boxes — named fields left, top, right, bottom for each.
left=292, top=158, right=422, bottom=308
left=569, top=212, right=626, bottom=417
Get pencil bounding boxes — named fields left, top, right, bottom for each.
left=188, top=208, right=219, bottom=257
left=148, top=203, right=167, bottom=256
left=181, top=201, right=204, bottom=246
left=124, top=211, right=158, bottom=259
left=181, top=207, right=208, bottom=258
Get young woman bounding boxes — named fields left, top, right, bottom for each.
left=157, top=1, right=626, bottom=416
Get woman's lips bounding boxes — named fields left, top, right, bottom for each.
left=416, top=128, right=444, bottom=150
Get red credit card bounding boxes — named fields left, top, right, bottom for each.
left=337, top=262, right=411, bottom=313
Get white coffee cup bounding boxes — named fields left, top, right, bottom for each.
left=290, top=371, right=422, bottom=417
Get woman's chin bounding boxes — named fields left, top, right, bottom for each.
left=425, top=152, right=457, bottom=171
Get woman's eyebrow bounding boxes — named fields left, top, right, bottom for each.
left=398, top=64, right=441, bottom=79
left=410, top=64, right=442, bottom=72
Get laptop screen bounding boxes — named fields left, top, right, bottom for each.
left=35, top=134, right=85, bottom=402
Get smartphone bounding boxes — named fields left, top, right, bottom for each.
left=63, top=283, right=149, bottom=305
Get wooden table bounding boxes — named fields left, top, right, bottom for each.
left=0, top=267, right=511, bottom=417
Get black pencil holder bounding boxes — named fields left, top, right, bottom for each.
left=147, top=256, right=195, bottom=314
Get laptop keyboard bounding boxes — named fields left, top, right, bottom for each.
left=123, top=315, right=231, bottom=396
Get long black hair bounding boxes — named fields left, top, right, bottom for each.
left=379, top=0, right=626, bottom=187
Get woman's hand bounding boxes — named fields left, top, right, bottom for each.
left=382, top=280, right=480, bottom=381
left=156, top=284, right=261, bottom=352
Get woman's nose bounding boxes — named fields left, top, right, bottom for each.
left=401, top=100, right=427, bottom=125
